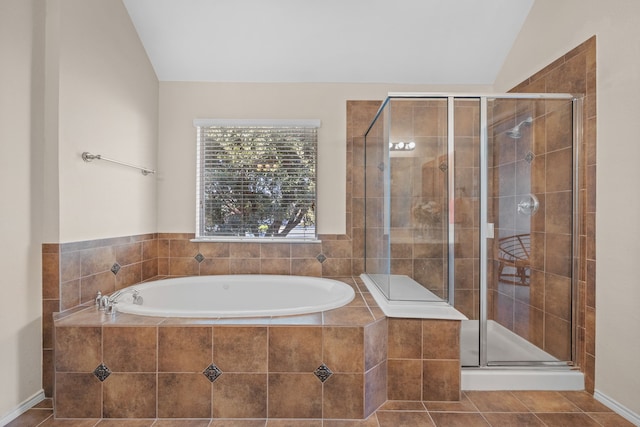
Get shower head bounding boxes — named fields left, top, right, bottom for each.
left=506, top=117, right=533, bottom=139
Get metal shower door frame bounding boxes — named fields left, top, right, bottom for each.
left=387, top=92, right=579, bottom=368
left=477, top=93, right=582, bottom=368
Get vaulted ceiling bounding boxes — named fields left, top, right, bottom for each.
left=123, top=0, right=533, bottom=84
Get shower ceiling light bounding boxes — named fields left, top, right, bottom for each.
left=390, top=141, right=415, bottom=151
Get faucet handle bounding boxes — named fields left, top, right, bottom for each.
left=99, top=295, right=110, bottom=311
left=106, top=301, right=117, bottom=315
left=95, top=291, right=102, bottom=307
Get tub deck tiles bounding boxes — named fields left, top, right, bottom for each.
left=53, top=281, right=388, bottom=421
left=53, top=289, right=379, bottom=327
left=54, top=307, right=378, bottom=327
left=7, top=392, right=635, bottom=426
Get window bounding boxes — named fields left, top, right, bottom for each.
left=194, top=119, right=319, bottom=241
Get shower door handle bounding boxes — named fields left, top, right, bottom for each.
left=517, top=194, right=540, bottom=216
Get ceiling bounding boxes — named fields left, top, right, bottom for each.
left=122, top=0, right=534, bottom=84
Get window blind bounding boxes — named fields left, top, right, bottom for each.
left=195, top=121, right=318, bottom=240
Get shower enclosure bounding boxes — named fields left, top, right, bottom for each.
left=363, top=93, right=581, bottom=370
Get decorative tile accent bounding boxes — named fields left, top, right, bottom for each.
left=439, top=162, right=448, bottom=172
left=110, top=263, right=121, bottom=275
left=316, top=254, right=327, bottom=263
left=194, top=253, right=205, bottom=263
left=203, top=363, right=222, bottom=382
left=314, top=364, right=333, bottom=382
left=377, top=162, right=385, bottom=172
left=93, top=363, right=111, bottom=382
left=525, top=151, right=535, bottom=164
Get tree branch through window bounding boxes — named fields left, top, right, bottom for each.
left=195, top=122, right=318, bottom=240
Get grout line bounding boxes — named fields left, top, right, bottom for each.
left=31, top=412, right=54, bottom=427
left=155, top=324, right=159, bottom=420
left=265, top=324, right=269, bottom=422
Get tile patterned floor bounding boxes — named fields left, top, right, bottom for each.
left=7, top=391, right=636, bottom=427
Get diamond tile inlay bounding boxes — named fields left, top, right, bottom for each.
left=314, top=364, right=333, bottom=382
left=110, top=263, right=121, bottom=275
left=316, top=254, right=327, bottom=263
left=203, top=363, right=222, bottom=382
left=194, top=253, right=205, bottom=263
left=524, top=151, right=535, bottom=164
left=439, top=162, right=448, bottom=172
left=94, top=363, right=111, bottom=382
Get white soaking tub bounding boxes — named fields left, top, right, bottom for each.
left=112, top=274, right=355, bottom=318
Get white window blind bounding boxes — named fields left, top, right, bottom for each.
left=195, top=119, right=319, bottom=240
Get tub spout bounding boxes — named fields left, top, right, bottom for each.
left=99, top=288, right=142, bottom=315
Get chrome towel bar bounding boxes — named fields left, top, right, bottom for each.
left=81, top=152, right=155, bottom=175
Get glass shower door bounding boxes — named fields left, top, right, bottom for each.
left=364, top=97, right=451, bottom=304
left=387, top=98, right=450, bottom=303
left=364, top=100, right=391, bottom=298
left=364, top=93, right=580, bottom=369
left=485, top=97, right=576, bottom=365
left=452, top=98, right=482, bottom=367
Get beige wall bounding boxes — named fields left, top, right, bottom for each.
left=495, top=0, right=640, bottom=418
left=158, top=83, right=490, bottom=235
left=4, top=0, right=638, bottom=419
left=55, top=0, right=159, bottom=243
left=1, top=0, right=159, bottom=419
left=0, top=0, right=45, bottom=418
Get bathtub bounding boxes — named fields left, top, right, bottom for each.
left=113, top=274, right=355, bottom=318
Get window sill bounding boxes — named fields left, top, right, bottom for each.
left=191, top=237, right=322, bottom=244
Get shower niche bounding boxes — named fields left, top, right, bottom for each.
left=363, top=93, right=582, bottom=370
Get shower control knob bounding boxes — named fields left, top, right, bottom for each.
left=517, top=194, right=540, bottom=216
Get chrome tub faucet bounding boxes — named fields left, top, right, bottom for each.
left=95, top=288, right=143, bottom=315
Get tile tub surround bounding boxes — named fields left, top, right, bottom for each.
left=53, top=277, right=464, bottom=420
left=42, top=233, right=354, bottom=397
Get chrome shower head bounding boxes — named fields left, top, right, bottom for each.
left=506, top=117, right=533, bottom=139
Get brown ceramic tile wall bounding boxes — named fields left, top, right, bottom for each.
left=42, top=231, right=357, bottom=397
left=347, top=37, right=595, bottom=392
left=155, top=233, right=352, bottom=278
left=388, top=100, right=450, bottom=299
left=508, top=36, right=596, bottom=390
left=41, top=244, right=60, bottom=397
left=348, top=100, right=464, bottom=403
left=387, top=318, right=461, bottom=401
left=54, top=304, right=388, bottom=420
left=351, top=99, right=482, bottom=317
left=349, top=101, right=385, bottom=276
left=488, top=95, right=576, bottom=361
left=452, top=100, right=481, bottom=319
left=42, top=234, right=159, bottom=397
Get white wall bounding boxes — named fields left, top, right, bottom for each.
left=158, top=82, right=490, bottom=234
left=55, top=0, right=159, bottom=243
left=495, top=0, right=640, bottom=418
left=0, top=0, right=45, bottom=418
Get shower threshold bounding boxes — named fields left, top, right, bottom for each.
left=461, top=320, right=584, bottom=390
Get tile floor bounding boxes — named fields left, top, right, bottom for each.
left=7, top=391, right=636, bottom=427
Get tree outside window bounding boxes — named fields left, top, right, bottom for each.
left=196, top=122, right=317, bottom=240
